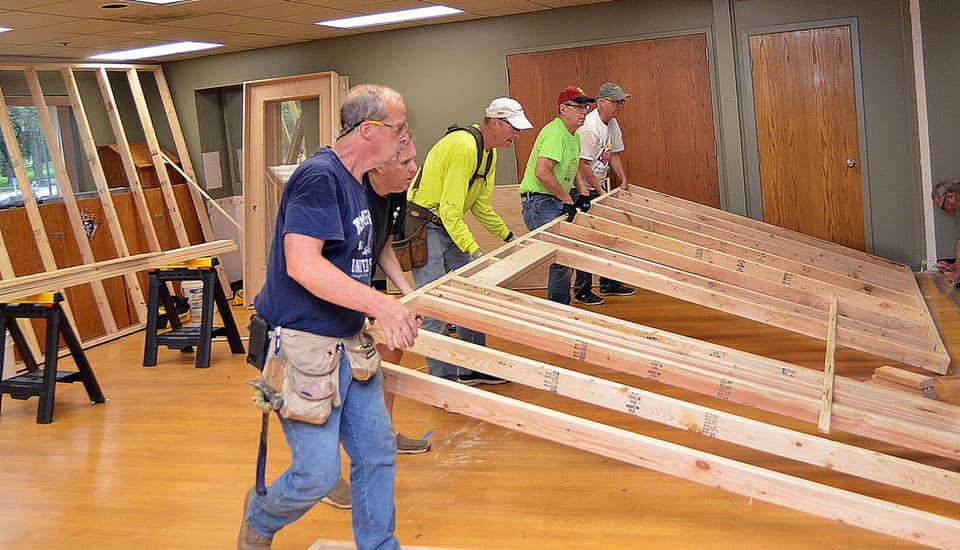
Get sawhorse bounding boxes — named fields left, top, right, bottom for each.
left=0, top=292, right=105, bottom=424
left=143, top=257, right=244, bottom=369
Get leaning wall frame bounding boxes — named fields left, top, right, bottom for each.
left=378, top=187, right=959, bottom=547
left=0, top=62, right=226, bottom=358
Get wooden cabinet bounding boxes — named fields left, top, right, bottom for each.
left=97, top=142, right=184, bottom=189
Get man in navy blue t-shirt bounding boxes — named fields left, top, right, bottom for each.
left=241, top=84, right=418, bottom=550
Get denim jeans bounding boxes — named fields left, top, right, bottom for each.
left=411, top=222, right=486, bottom=380
left=568, top=187, right=619, bottom=295
left=520, top=193, right=572, bottom=305
left=246, top=352, right=399, bottom=550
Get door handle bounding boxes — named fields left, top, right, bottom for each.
left=846, top=158, right=856, bottom=168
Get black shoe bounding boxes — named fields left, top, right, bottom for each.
left=573, top=290, right=605, bottom=306
left=598, top=283, right=636, bottom=296
left=458, top=371, right=509, bottom=386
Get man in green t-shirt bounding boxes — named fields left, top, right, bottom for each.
left=408, top=97, right=533, bottom=384
left=518, top=85, right=595, bottom=304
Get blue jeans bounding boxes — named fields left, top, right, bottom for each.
left=246, top=353, right=399, bottom=550
left=568, top=187, right=619, bottom=295
left=411, top=222, right=486, bottom=380
left=521, top=193, right=572, bottom=305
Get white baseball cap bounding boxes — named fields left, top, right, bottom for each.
left=485, top=97, right=533, bottom=130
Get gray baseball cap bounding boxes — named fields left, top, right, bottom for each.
left=598, top=83, right=631, bottom=101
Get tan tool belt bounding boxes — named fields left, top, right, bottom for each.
left=261, top=327, right=381, bottom=425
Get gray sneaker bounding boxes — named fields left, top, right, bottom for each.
left=238, top=487, right=272, bottom=549
left=320, top=477, right=351, bottom=510
left=397, top=433, right=431, bottom=454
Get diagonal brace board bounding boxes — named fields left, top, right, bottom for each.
left=382, top=365, right=960, bottom=549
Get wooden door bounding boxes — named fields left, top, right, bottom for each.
left=507, top=34, right=720, bottom=207
left=749, top=26, right=865, bottom=250
left=242, top=72, right=347, bottom=306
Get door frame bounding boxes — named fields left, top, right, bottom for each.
left=738, top=18, right=874, bottom=252
left=503, top=27, right=726, bottom=210
left=241, top=71, right=347, bottom=306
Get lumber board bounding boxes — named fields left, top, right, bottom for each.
left=26, top=68, right=118, bottom=335
left=613, top=187, right=912, bottom=286
left=589, top=202, right=918, bottom=306
left=441, top=279, right=960, bottom=423
left=543, top=234, right=950, bottom=371
left=818, top=295, right=839, bottom=433
left=382, top=365, right=960, bottom=549
left=0, top=80, right=80, bottom=334
left=63, top=67, right=147, bottom=323
left=153, top=68, right=232, bottom=298
left=418, top=291, right=960, bottom=459
left=125, top=68, right=190, bottom=247
left=406, top=329, right=960, bottom=505
left=572, top=211, right=923, bottom=320
left=0, top=240, right=236, bottom=303
left=605, top=193, right=912, bottom=294
left=95, top=68, right=162, bottom=253
left=468, top=241, right=555, bottom=286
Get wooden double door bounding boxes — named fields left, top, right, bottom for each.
left=507, top=33, right=720, bottom=208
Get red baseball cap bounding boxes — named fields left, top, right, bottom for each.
left=557, top=85, right=596, bottom=105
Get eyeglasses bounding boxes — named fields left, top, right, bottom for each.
left=601, top=98, right=625, bottom=106
left=498, top=118, right=520, bottom=133
left=367, top=119, right=409, bottom=135
left=562, top=102, right=591, bottom=111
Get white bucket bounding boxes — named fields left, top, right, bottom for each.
left=1, top=339, right=13, bottom=380
left=181, top=281, right=204, bottom=325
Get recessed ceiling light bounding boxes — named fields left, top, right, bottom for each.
left=89, top=40, right=222, bottom=61
left=0, top=27, right=11, bottom=33
left=316, top=5, right=463, bottom=29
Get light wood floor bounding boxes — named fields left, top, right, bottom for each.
left=1, top=275, right=958, bottom=549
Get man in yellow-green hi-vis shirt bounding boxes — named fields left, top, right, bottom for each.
left=407, top=97, right=532, bottom=385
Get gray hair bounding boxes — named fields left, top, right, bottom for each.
left=339, top=84, right=402, bottom=137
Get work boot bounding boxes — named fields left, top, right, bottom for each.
left=320, top=478, right=352, bottom=510
left=238, top=487, right=272, bottom=549
left=397, top=433, right=431, bottom=454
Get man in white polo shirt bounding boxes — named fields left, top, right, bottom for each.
left=571, top=82, right=637, bottom=305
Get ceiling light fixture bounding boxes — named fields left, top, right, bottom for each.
left=89, top=40, right=222, bottom=61
left=316, top=5, right=463, bottom=29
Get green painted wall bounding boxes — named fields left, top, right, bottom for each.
left=160, top=0, right=939, bottom=265
left=921, top=0, right=960, bottom=260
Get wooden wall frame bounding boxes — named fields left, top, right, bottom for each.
left=378, top=186, right=958, bottom=546
left=242, top=71, right=348, bottom=307
left=0, top=62, right=226, bottom=360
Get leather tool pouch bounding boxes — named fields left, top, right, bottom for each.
left=262, top=328, right=342, bottom=426
left=392, top=203, right=435, bottom=271
left=344, top=330, right=381, bottom=381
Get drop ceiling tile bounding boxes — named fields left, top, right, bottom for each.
left=218, top=19, right=338, bottom=40
left=51, top=18, right=149, bottom=35
left=0, top=10, right=78, bottom=29
left=235, top=2, right=353, bottom=24
left=158, top=13, right=266, bottom=30
left=22, top=1, right=213, bottom=22
left=0, top=1, right=61, bottom=9
left=0, top=27, right=79, bottom=45
left=0, top=43, right=61, bottom=56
